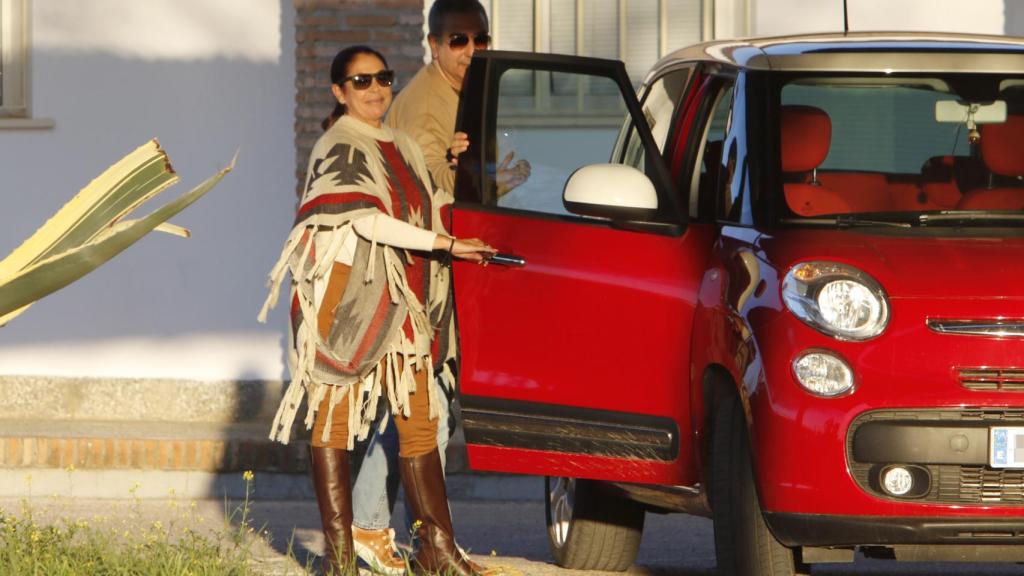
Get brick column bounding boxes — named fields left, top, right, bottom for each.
left=294, top=0, right=426, bottom=194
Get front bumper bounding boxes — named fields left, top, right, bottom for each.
left=767, top=512, right=1024, bottom=547
left=848, top=409, right=1024, bottom=505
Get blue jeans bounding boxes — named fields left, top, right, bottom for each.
left=351, top=379, right=450, bottom=530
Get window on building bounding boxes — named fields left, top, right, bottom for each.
left=425, top=0, right=710, bottom=123
left=0, top=0, right=29, bottom=117
left=424, top=1, right=711, bottom=87
left=483, top=0, right=709, bottom=85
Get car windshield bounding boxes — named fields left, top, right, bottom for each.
left=776, top=74, right=1024, bottom=225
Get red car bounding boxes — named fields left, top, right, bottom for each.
left=449, top=33, right=1024, bottom=575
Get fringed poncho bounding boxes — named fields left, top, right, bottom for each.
left=259, top=115, right=457, bottom=447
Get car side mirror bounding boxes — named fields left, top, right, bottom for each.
left=562, top=164, right=659, bottom=221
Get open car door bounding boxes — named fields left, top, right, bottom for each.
left=451, top=51, right=707, bottom=485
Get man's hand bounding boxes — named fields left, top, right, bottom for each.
left=496, top=150, right=531, bottom=197
left=447, top=132, right=470, bottom=166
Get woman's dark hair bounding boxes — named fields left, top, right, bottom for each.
left=428, top=0, right=489, bottom=37
left=322, top=45, right=389, bottom=131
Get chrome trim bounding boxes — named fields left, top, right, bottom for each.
left=928, top=320, right=1024, bottom=338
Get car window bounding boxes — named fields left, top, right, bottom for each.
left=493, top=69, right=630, bottom=217
left=687, top=80, right=735, bottom=220
left=620, top=67, right=695, bottom=171
left=775, top=75, right=1024, bottom=220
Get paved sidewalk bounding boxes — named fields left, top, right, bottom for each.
left=0, top=472, right=549, bottom=576
left=0, top=492, right=716, bottom=576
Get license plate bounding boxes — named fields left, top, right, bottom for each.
left=990, top=427, right=1024, bottom=468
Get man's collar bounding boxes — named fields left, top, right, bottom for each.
left=432, top=60, right=462, bottom=94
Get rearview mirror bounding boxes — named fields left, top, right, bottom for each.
left=562, top=164, right=659, bottom=221
left=935, top=100, right=1007, bottom=124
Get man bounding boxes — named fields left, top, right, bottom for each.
left=348, top=2, right=521, bottom=574
left=387, top=0, right=529, bottom=196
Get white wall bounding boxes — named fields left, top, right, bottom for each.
left=753, top=0, right=1006, bottom=37
left=0, top=0, right=1019, bottom=382
left=0, top=0, right=296, bottom=381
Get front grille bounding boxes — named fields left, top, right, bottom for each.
left=849, top=410, right=1024, bottom=505
left=960, top=369, right=1024, bottom=392
left=950, top=466, right=1024, bottom=503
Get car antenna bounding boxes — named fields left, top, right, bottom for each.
left=842, top=0, right=850, bottom=35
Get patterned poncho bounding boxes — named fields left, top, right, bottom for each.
left=259, top=115, right=456, bottom=446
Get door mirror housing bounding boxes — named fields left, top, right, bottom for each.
left=563, top=164, right=660, bottom=221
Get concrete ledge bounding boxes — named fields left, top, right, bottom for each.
left=0, top=377, right=472, bottom=475
left=0, top=421, right=309, bottom=473
left=0, top=376, right=285, bottom=423
left=0, top=469, right=543, bottom=501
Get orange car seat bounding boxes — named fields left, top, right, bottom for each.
left=957, top=114, right=1024, bottom=210
left=781, top=105, right=851, bottom=216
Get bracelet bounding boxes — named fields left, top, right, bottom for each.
left=447, top=237, right=456, bottom=254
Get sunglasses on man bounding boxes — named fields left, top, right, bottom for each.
left=341, top=70, right=395, bottom=90
left=447, top=32, right=491, bottom=50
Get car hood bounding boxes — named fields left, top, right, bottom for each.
left=758, top=229, right=1024, bottom=301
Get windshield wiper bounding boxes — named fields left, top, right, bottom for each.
left=781, top=215, right=913, bottom=228
left=834, top=214, right=913, bottom=228
left=919, top=212, right=1024, bottom=226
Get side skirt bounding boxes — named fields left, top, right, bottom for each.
left=460, top=396, right=680, bottom=462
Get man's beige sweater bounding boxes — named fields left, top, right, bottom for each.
left=386, top=62, right=461, bottom=194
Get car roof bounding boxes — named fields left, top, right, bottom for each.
left=649, top=32, right=1024, bottom=78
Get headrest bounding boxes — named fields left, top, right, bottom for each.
left=980, top=114, right=1024, bottom=176
left=781, top=105, right=832, bottom=172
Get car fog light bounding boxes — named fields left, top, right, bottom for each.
left=792, top=351, right=854, bottom=397
left=882, top=466, right=913, bottom=496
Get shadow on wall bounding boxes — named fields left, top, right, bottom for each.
left=0, top=0, right=296, bottom=381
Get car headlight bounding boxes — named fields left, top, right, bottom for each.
left=782, top=261, right=889, bottom=341
left=792, top=350, right=855, bottom=396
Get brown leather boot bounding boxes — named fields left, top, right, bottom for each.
left=400, top=448, right=482, bottom=576
left=309, top=445, right=356, bottom=575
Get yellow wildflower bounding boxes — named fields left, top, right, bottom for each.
left=243, top=470, right=254, bottom=482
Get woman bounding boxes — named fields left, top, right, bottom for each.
left=259, top=45, right=494, bottom=576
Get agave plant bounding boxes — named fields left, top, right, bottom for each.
left=0, top=140, right=233, bottom=325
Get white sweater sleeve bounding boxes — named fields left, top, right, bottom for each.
left=351, top=213, right=438, bottom=252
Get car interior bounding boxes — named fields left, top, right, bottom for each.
left=780, top=87, right=1024, bottom=217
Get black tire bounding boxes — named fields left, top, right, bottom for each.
left=712, top=398, right=806, bottom=576
left=544, top=476, right=645, bottom=571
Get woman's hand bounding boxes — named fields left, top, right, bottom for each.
left=433, top=235, right=497, bottom=262
left=447, top=132, right=470, bottom=166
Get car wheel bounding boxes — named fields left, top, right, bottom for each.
left=712, top=398, right=807, bottom=576
left=545, top=476, right=645, bottom=571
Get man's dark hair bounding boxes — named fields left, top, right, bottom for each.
left=428, top=0, right=489, bottom=37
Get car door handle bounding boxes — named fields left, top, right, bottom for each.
left=488, top=252, right=526, bottom=267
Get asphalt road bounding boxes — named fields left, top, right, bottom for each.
left=6, top=495, right=1024, bottom=575
left=249, top=499, right=1024, bottom=576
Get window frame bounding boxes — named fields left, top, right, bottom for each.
left=1, top=0, right=29, bottom=118
left=616, top=64, right=698, bottom=171
left=454, top=50, right=686, bottom=234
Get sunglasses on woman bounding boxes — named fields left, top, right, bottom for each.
left=447, top=32, right=491, bottom=50
left=341, top=70, right=395, bottom=90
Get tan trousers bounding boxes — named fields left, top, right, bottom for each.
left=310, top=263, right=438, bottom=457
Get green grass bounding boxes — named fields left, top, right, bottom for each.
left=0, top=472, right=507, bottom=576
left=0, top=473, right=312, bottom=576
